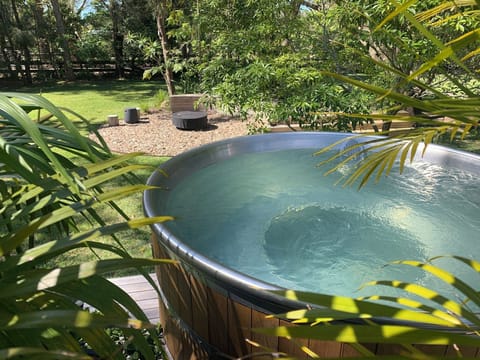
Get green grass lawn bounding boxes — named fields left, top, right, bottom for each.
left=6, top=79, right=168, bottom=125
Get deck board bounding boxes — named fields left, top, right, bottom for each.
left=108, top=273, right=161, bottom=324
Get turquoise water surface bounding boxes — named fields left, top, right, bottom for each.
left=164, top=148, right=480, bottom=300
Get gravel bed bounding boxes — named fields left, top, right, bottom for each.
left=92, top=110, right=250, bottom=156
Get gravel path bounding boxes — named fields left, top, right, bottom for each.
left=93, top=110, right=250, bottom=156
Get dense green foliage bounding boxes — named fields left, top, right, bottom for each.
left=155, top=0, right=479, bottom=132
left=5, top=1, right=478, bottom=133
left=0, top=93, right=171, bottom=359
left=317, top=0, right=480, bottom=187
left=0, top=0, right=158, bottom=82
left=194, top=1, right=372, bottom=131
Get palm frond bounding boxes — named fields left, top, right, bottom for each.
left=262, top=257, right=480, bottom=355
left=0, top=93, right=169, bottom=358
left=319, top=0, right=479, bottom=188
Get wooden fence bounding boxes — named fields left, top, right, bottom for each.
left=0, top=60, right=142, bottom=79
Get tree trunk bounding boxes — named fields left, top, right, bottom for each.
left=155, top=2, right=175, bottom=96
left=109, top=0, right=125, bottom=79
left=20, top=44, right=33, bottom=85
left=10, top=0, right=32, bottom=84
left=0, top=1, right=21, bottom=81
left=33, top=0, right=48, bottom=64
left=0, top=34, right=18, bottom=81
left=50, top=0, right=75, bottom=80
left=4, top=35, right=22, bottom=81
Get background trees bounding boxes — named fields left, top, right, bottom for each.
left=0, top=1, right=477, bottom=133
left=0, top=0, right=159, bottom=84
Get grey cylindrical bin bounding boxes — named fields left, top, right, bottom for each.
left=124, top=107, right=139, bottom=124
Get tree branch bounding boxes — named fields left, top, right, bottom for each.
left=301, top=0, right=321, bottom=11
left=75, top=0, right=89, bottom=16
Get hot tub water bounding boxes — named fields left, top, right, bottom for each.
left=163, top=148, right=480, bottom=298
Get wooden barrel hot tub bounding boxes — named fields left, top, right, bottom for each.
left=143, top=133, right=480, bottom=359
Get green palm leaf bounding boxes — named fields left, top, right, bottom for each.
left=0, top=348, right=91, bottom=360
left=0, top=258, right=171, bottom=298
left=408, top=29, right=480, bottom=81
left=272, top=290, right=460, bottom=328
left=2, top=93, right=101, bottom=160
left=391, top=260, right=480, bottom=308
left=0, top=94, right=81, bottom=192
left=0, top=216, right=173, bottom=273
left=255, top=324, right=480, bottom=347
left=318, top=0, right=479, bottom=187
left=361, top=280, right=480, bottom=329
left=1, top=310, right=152, bottom=331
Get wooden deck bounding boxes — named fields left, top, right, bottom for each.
left=108, top=273, right=161, bottom=324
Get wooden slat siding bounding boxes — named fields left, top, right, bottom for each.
left=157, top=299, right=168, bottom=351
left=176, top=261, right=193, bottom=330
left=108, top=273, right=160, bottom=324
left=189, top=272, right=209, bottom=343
left=150, top=234, right=189, bottom=359
left=166, top=264, right=182, bottom=315
left=307, top=338, right=342, bottom=358
left=251, top=310, right=280, bottom=358
left=152, top=235, right=209, bottom=359
left=165, top=313, right=182, bottom=358
left=445, top=345, right=479, bottom=357
left=341, top=343, right=366, bottom=357
left=375, top=343, right=406, bottom=356
left=278, top=319, right=309, bottom=358
left=228, top=300, right=252, bottom=356
left=414, top=344, right=447, bottom=356
left=164, top=264, right=183, bottom=358
left=150, top=234, right=169, bottom=331
left=207, top=288, right=230, bottom=355
left=174, top=262, right=196, bottom=360
left=158, top=245, right=183, bottom=356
